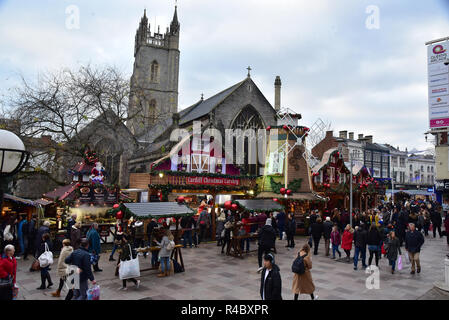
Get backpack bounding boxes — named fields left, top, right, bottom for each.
left=166, top=240, right=176, bottom=251
left=291, top=253, right=307, bottom=275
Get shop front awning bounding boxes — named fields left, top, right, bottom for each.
left=123, top=202, right=195, bottom=219
left=235, top=199, right=284, bottom=212
left=386, top=189, right=434, bottom=196
left=3, top=194, right=38, bottom=207
left=256, top=192, right=326, bottom=202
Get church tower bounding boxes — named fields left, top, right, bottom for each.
left=128, top=6, right=180, bottom=137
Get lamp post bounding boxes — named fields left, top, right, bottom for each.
left=349, top=151, right=355, bottom=227
left=0, top=129, right=30, bottom=213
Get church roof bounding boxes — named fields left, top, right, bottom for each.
left=179, top=79, right=246, bottom=125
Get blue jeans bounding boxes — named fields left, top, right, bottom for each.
left=389, top=259, right=396, bottom=271
left=278, top=226, right=284, bottom=240
left=160, top=257, right=170, bottom=273
left=332, top=244, right=341, bottom=258
left=110, top=243, right=118, bottom=258
left=183, top=230, right=193, bottom=248
left=353, top=246, right=367, bottom=268
left=18, top=236, right=25, bottom=255
left=240, top=238, right=250, bottom=252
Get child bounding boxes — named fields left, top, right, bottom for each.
left=330, top=225, right=342, bottom=259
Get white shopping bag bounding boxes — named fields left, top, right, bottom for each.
left=119, top=245, right=141, bottom=280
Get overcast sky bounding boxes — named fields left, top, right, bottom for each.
left=1, top=0, right=449, bottom=151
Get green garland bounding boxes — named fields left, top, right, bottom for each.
left=151, top=170, right=259, bottom=179
left=269, top=177, right=303, bottom=194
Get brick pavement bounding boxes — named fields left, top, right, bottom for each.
left=15, top=235, right=449, bottom=300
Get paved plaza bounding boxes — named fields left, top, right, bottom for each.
left=15, top=235, right=449, bottom=300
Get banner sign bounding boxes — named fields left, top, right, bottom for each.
left=186, top=176, right=240, bottom=186
left=427, top=41, right=449, bottom=128
left=78, top=186, right=119, bottom=205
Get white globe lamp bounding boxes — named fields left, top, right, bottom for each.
left=0, top=129, right=29, bottom=177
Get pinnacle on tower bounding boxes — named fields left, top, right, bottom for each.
left=170, top=5, right=180, bottom=35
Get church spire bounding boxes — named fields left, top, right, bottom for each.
left=170, top=5, right=180, bottom=35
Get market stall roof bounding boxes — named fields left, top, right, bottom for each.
left=34, top=199, right=54, bottom=206
left=256, top=192, right=326, bottom=202
left=3, top=194, right=37, bottom=207
left=43, top=183, right=77, bottom=201
left=123, top=202, right=195, bottom=219
left=235, top=199, right=283, bottom=211
left=312, top=148, right=338, bottom=173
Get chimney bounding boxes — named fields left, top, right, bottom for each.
left=325, top=130, right=333, bottom=139
left=358, top=134, right=364, bottom=141
left=348, top=132, right=354, bottom=140
left=365, top=135, right=373, bottom=143
left=172, top=112, right=180, bottom=127
left=339, top=131, right=348, bottom=139
left=274, top=76, right=281, bottom=111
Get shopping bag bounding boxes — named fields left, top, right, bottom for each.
left=405, top=253, right=411, bottom=265
left=119, top=245, right=141, bottom=280
left=397, top=256, right=403, bottom=270
left=38, top=243, right=53, bottom=268
left=87, top=285, right=100, bottom=300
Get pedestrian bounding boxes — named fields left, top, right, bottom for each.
left=215, top=209, right=226, bottom=246
left=445, top=212, right=449, bottom=246
left=276, top=211, right=286, bottom=240
left=2, top=218, right=16, bottom=253
left=257, top=218, right=276, bottom=272
left=66, top=214, right=77, bottom=239
left=23, top=214, right=37, bottom=261
left=64, top=238, right=96, bottom=300
left=86, top=223, right=102, bottom=272
left=353, top=223, right=368, bottom=270
left=118, top=235, right=140, bottom=290
left=240, top=215, right=251, bottom=253
left=260, top=253, right=282, bottom=300
left=292, top=243, right=318, bottom=300
left=341, top=224, right=354, bottom=262
left=286, top=213, right=296, bottom=248
left=34, top=220, right=50, bottom=258
left=405, top=223, right=425, bottom=275
left=430, top=206, right=443, bottom=238
left=221, top=219, right=233, bottom=255
left=397, top=208, right=409, bottom=246
left=385, top=231, right=401, bottom=274
left=323, top=217, right=333, bottom=257
left=0, top=244, right=17, bottom=300
left=198, top=209, right=211, bottom=244
left=109, top=219, right=124, bottom=261
left=70, top=221, right=81, bottom=250
left=181, top=215, right=195, bottom=249
left=51, top=239, right=73, bottom=297
left=131, top=220, right=145, bottom=251
left=36, top=233, right=53, bottom=290
left=330, top=225, right=341, bottom=259
left=367, top=224, right=382, bottom=267
left=310, top=217, right=323, bottom=255
left=156, top=229, right=174, bottom=278
left=17, top=214, right=27, bottom=257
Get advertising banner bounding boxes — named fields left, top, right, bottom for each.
left=427, top=41, right=449, bottom=128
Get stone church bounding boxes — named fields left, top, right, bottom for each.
left=125, top=6, right=285, bottom=182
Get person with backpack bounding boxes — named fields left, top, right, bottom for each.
left=260, top=253, right=282, bottom=300
left=36, top=233, right=53, bottom=290
left=292, top=243, right=317, bottom=300
left=118, top=235, right=140, bottom=290
left=330, top=225, right=342, bottom=259
left=156, top=229, right=174, bottom=278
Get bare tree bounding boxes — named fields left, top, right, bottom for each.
left=5, top=64, right=158, bottom=187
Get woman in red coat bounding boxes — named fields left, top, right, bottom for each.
left=341, top=224, right=354, bottom=262
left=0, top=244, right=17, bottom=300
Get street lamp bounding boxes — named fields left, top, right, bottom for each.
left=0, top=129, right=30, bottom=212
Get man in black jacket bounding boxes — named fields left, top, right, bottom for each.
left=311, top=218, right=324, bottom=255
left=405, top=223, right=425, bottom=274
left=260, top=253, right=282, bottom=300
left=323, top=217, right=333, bottom=256
left=65, top=238, right=96, bottom=300
left=353, top=223, right=368, bottom=270
left=286, top=214, right=297, bottom=248
left=24, top=214, right=37, bottom=261
left=397, top=208, right=409, bottom=246
left=66, top=214, right=77, bottom=239
left=430, top=207, right=443, bottom=238
left=257, top=219, right=276, bottom=272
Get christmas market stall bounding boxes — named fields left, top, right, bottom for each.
left=41, top=150, right=120, bottom=243
left=1, top=194, right=42, bottom=224
left=116, top=201, right=196, bottom=273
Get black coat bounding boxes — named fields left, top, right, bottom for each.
left=430, top=210, right=442, bottom=226
left=353, top=228, right=368, bottom=248
left=323, top=221, right=333, bottom=239
left=35, top=226, right=50, bottom=255
left=310, top=222, right=324, bottom=240
left=65, top=247, right=94, bottom=282
left=36, top=239, right=52, bottom=257
left=405, top=230, right=425, bottom=253
left=258, top=225, right=276, bottom=248
left=286, top=219, right=296, bottom=235
left=367, top=228, right=382, bottom=246
left=260, top=264, right=282, bottom=300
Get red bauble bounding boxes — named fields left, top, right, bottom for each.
left=280, top=187, right=286, bottom=195
left=283, top=125, right=288, bottom=130
left=266, top=126, right=271, bottom=131
left=286, top=189, right=292, bottom=195
left=113, top=204, right=119, bottom=209
left=273, top=198, right=279, bottom=202
left=116, top=211, right=123, bottom=220
left=224, top=200, right=232, bottom=210
left=177, top=196, right=185, bottom=203
left=231, top=203, right=238, bottom=211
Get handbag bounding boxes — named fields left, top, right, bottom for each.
left=90, top=253, right=99, bottom=265
left=397, top=256, right=403, bottom=271
left=31, top=259, right=41, bottom=271
left=38, top=243, right=53, bottom=268
left=118, top=244, right=140, bottom=280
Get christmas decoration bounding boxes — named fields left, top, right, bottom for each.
left=113, top=204, right=119, bottom=209
left=231, top=203, right=238, bottom=211
left=90, top=161, right=106, bottom=184
left=224, top=200, right=232, bottom=210
left=116, top=211, right=123, bottom=220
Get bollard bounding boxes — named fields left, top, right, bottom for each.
left=434, top=258, right=449, bottom=292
